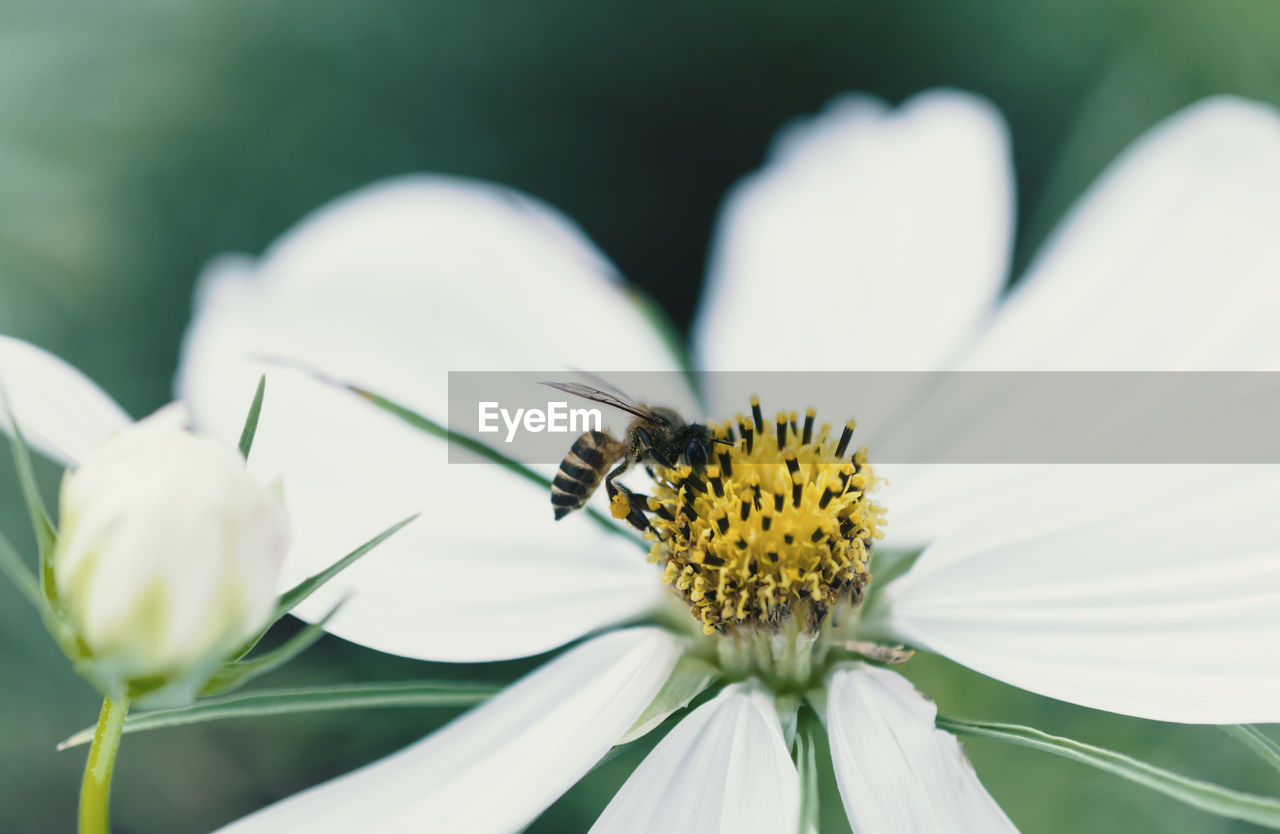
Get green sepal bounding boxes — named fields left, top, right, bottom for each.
left=270, top=514, right=417, bottom=625
left=73, top=647, right=222, bottom=711
left=794, top=720, right=820, bottom=834
left=940, top=715, right=1280, bottom=830
left=0, top=526, right=42, bottom=610
left=589, top=707, right=689, bottom=779
left=230, top=513, right=419, bottom=662
left=0, top=403, right=69, bottom=643
left=200, top=602, right=342, bottom=697
left=2, top=402, right=58, bottom=602
left=237, top=374, right=267, bottom=459
left=587, top=664, right=723, bottom=779
left=57, top=680, right=500, bottom=750
left=0, top=528, right=78, bottom=697
left=618, top=655, right=719, bottom=744
left=855, top=546, right=925, bottom=642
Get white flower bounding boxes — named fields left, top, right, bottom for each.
left=31, top=90, right=1280, bottom=831
left=0, top=340, right=290, bottom=707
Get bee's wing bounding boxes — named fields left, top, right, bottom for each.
left=540, top=381, right=670, bottom=426
left=565, top=369, right=636, bottom=404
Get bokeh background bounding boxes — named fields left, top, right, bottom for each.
left=2, top=1, right=1279, bottom=831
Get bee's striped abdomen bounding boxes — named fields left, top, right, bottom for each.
left=552, top=430, right=621, bottom=520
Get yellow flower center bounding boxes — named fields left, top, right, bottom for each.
left=645, top=399, right=884, bottom=635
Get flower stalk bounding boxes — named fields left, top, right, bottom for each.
left=79, top=696, right=129, bottom=834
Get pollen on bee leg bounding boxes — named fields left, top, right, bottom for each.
left=642, top=398, right=884, bottom=636
left=610, top=491, right=631, bottom=520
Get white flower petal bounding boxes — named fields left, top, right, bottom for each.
left=962, top=96, right=1280, bottom=372
left=177, top=177, right=686, bottom=661
left=876, top=97, right=1280, bottom=548
left=825, top=664, right=1018, bottom=834
left=693, top=90, right=1014, bottom=421
left=877, top=465, right=1280, bottom=723
left=216, top=627, right=681, bottom=834
left=874, top=463, right=1053, bottom=551
left=0, top=335, right=131, bottom=465
left=181, top=176, right=694, bottom=422
left=590, top=684, right=799, bottom=834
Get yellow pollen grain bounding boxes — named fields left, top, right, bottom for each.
left=645, top=400, right=884, bottom=634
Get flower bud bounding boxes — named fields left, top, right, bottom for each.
left=52, top=406, right=289, bottom=707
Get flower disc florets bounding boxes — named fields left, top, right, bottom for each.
left=646, top=399, right=884, bottom=635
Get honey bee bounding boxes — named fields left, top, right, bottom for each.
left=542, top=380, right=718, bottom=531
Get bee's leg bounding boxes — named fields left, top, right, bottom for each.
left=632, top=428, right=675, bottom=468
left=604, top=460, right=650, bottom=532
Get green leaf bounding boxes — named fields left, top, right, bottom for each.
left=0, top=527, right=41, bottom=610
left=57, top=680, right=499, bottom=750
left=618, top=655, right=719, bottom=744
left=278, top=361, right=642, bottom=548
left=229, top=514, right=417, bottom=662
left=940, top=716, right=1280, bottom=830
left=237, top=374, right=267, bottom=459
left=271, top=514, right=417, bottom=624
left=1223, top=725, right=1280, bottom=777
left=358, top=386, right=550, bottom=490
left=200, top=604, right=341, bottom=697
left=794, top=723, right=820, bottom=834
left=355, top=385, right=638, bottom=544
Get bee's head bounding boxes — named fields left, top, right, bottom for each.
left=673, top=424, right=718, bottom=469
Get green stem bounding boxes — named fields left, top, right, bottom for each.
left=79, top=696, right=129, bottom=834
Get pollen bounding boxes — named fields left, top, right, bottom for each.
left=645, top=401, right=884, bottom=635
left=610, top=491, right=633, bottom=520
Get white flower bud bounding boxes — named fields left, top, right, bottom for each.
left=52, top=406, right=289, bottom=707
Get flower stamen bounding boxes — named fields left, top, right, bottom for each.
left=646, top=400, right=884, bottom=635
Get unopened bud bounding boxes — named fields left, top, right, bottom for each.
left=52, top=407, right=289, bottom=707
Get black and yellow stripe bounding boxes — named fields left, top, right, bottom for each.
left=552, top=431, right=620, bottom=519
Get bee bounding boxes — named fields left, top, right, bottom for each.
left=542, top=380, right=718, bottom=531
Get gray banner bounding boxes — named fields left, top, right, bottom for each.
left=446, top=371, right=1280, bottom=464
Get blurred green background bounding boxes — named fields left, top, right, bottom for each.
left=2, top=0, right=1280, bottom=831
